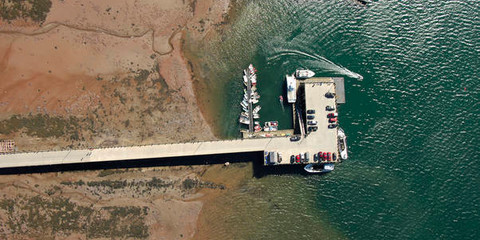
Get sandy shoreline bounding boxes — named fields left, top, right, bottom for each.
left=0, top=0, right=243, bottom=239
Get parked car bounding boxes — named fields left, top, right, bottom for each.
left=332, top=153, right=337, bottom=161
left=307, top=109, right=315, bottom=114
left=307, top=115, right=315, bottom=120
left=278, top=153, right=282, bottom=163
left=296, top=155, right=301, bottom=163
left=312, top=126, right=318, bottom=131
left=328, top=123, right=337, bottom=129
left=318, top=151, right=323, bottom=161
left=325, top=92, right=335, bottom=98
left=308, top=120, right=317, bottom=125
left=329, top=118, right=337, bottom=123
left=327, top=152, right=331, bottom=161
left=314, top=154, right=318, bottom=162
left=326, top=105, right=335, bottom=111
left=323, top=152, right=327, bottom=160
left=327, top=113, right=338, bottom=118
left=291, top=155, right=295, bottom=164
left=290, top=135, right=301, bottom=141
left=305, top=152, right=310, bottom=162
left=300, top=153, right=305, bottom=162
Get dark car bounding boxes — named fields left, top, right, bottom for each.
left=290, top=135, right=301, bottom=141
left=291, top=155, right=295, bottom=164
left=325, top=92, right=335, bottom=98
left=327, top=113, right=338, bottom=118
left=326, top=105, right=335, bottom=111
left=332, top=153, right=337, bottom=161
left=307, top=115, right=315, bottom=120
left=327, top=152, right=331, bottom=161
left=312, top=127, right=318, bottom=131
left=314, top=154, right=318, bottom=162
left=307, top=109, right=315, bottom=114
left=307, top=120, right=317, bottom=125
left=328, top=123, right=337, bottom=129
left=307, top=127, right=312, bottom=132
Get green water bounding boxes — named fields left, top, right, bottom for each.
left=196, top=0, right=480, bottom=239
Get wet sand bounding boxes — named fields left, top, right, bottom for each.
left=0, top=0, right=242, bottom=239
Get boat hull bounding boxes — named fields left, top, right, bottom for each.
left=304, top=163, right=335, bottom=173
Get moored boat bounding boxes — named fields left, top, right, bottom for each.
left=295, top=69, right=315, bottom=79
left=239, top=116, right=250, bottom=125
left=263, top=121, right=278, bottom=132
left=338, top=128, right=348, bottom=160
left=286, top=75, right=296, bottom=103
left=253, top=105, right=261, bottom=114
left=304, top=163, right=335, bottom=173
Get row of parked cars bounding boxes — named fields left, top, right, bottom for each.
left=290, top=152, right=310, bottom=164
left=314, top=151, right=337, bottom=162
left=289, top=151, right=337, bottom=164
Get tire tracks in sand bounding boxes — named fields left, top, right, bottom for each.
left=0, top=21, right=183, bottom=56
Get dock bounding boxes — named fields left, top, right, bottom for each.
left=0, top=72, right=345, bottom=169
left=245, top=69, right=254, bottom=133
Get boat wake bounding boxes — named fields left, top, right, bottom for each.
left=267, top=49, right=363, bottom=80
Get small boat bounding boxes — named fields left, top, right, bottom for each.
left=242, top=106, right=248, bottom=112
left=253, top=113, right=260, bottom=119
left=254, top=124, right=262, bottom=132
left=286, top=75, right=296, bottom=103
left=295, top=69, right=315, bottom=79
left=239, top=116, right=250, bottom=125
left=251, top=98, right=259, bottom=104
left=241, top=112, right=249, bottom=117
left=304, top=163, right=335, bottom=173
left=279, top=95, right=283, bottom=103
left=263, top=121, right=278, bottom=132
left=253, top=105, right=261, bottom=114
left=241, top=101, right=248, bottom=108
left=338, top=128, right=348, bottom=160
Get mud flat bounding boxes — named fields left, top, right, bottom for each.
left=0, top=0, right=239, bottom=239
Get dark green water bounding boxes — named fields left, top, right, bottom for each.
left=196, top=0, right=480, bottom=239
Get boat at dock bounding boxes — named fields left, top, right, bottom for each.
left=295, top=69, right=315, bottom=79
left=286, top=75, right=296, bottom=103
left=304, top=163, right=335, bottom=173
left=253, top=105, right=261, bottom=114
left=239, top=116, right=250, bottom=125
left=263, top=121, right=278, bottom=132
left=253, top=113, right=260, bottom=119
left=338, top=128, right=348, bottom=160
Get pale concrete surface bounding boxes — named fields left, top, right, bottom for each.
left=0, top=78, right=342, bottom=169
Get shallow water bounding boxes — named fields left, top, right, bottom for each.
left=195, top=0, right=480, bottom=239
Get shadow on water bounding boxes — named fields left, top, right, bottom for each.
left=0, top=151, right=310, bottom=177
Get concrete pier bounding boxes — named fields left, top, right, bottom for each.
left=0, top=76, right=344, bottom=169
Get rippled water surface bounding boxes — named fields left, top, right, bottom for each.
left=196, top=0, right=480, bottom=239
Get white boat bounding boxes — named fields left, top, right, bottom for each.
left=253, top=105, right=261, bottom=114
left=253, top=113, right=260, bottom=119
left=263, top=121, right=278, bottom=132
left=239, top=116, right=250, bottom=125
left=338, top=128, right=348, bottom=160
left=241, top=112, right=249, bottom=117
left=295, top=69, right=315, bottom=79
left=286, top=75, right=296, bottom=103
left=242, top=106, right=248, bottom=112
left=251, top=98, right=259, bottom=104
left=304, top=163, right=334, bottom=173
left=241, top=101, right=248, bottom=108
left=243, top=75, right=249, bottom=85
